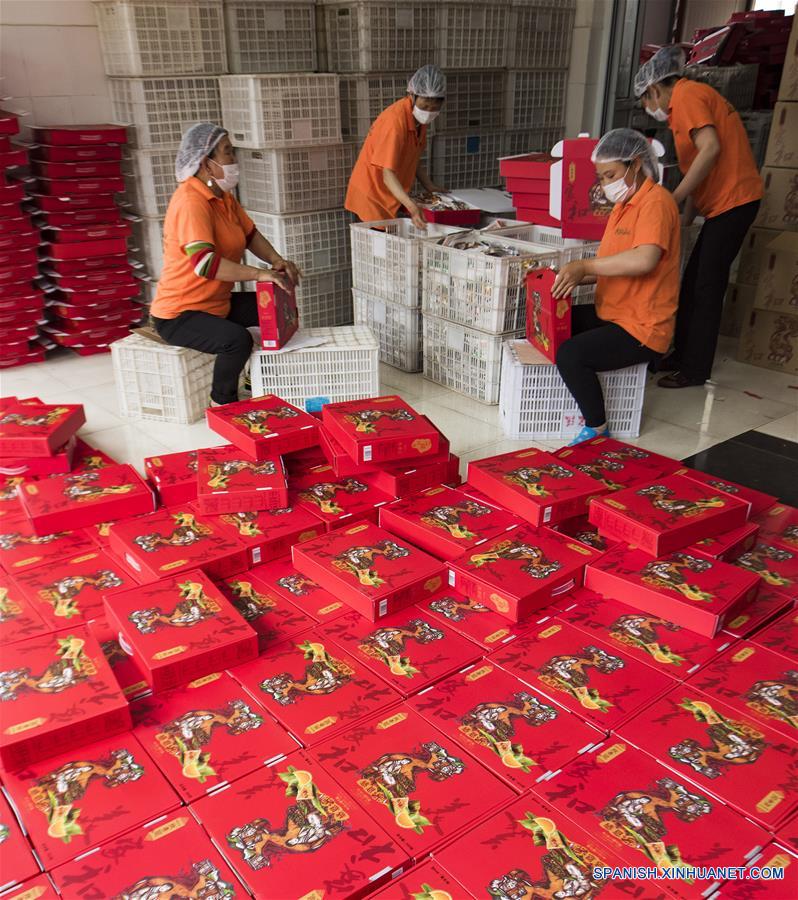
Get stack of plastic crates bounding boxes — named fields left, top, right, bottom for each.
left=250, top=326, right=379, bottom=410
left=224, top=0, right=317, bottom=73
left=350, top=220, right=464, bottom=372
left=506, top=0, right=576, bottom=69
left=685, top=64, right=759, bottom=111
left=431, top=131, right=505, bottom=189
left=339, top=74, right=408, bottom=141
left=499, top=339, right=647, bottom=440
left=435, top=71, right=506, bottom=133
left=503, top=127, right=563, bottom=159
left=128, top=216, right=165, bottom=278
left=111, top=333, right=215, bottom=423
left=504, top=69, right=568, bottom=130
left=438, top=1, right=510, bottom=69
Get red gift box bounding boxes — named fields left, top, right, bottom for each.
left=32, top=159, right=122, bottom=179
left=314, top=706, right=515, bottom=859
left=70, top=437, right=116, bottom=473
left=678, top=467, right=777, bottom=518
left=292, top=463, right=393, bottom=529
left=190, top=750, right=409, bottom=897
left=1, top=875, right=59, bottom=900
left=37, top=206, right=122, bottom=227
left=207, top=394, right=319, bottom=461
left=499, top=152, right=554, bottom=179
left=723, top=585, right=793, bottom=639
left=554, top=514, right=621, bottom=553
left=195, top=444, right=287, bottom=515
left=371, top=452, right=461, bottom=497
left=755, top=503, right=798, bottom=552
left=229, top=629, right=400, bottom=744
left=0, top=264, right=38, bottom=288
left=778, top=819, right=798, bottom=857
left=0, top=182, right=25, bottom=204
left=466, top=447, right=605, bottom=527
left=245, top=555, right=350, bottom=623
left=3, top=732, right=178, bottom=870
left=255, top=280, right=298, bottom=350
left=585, top=545, right=761, bottom=638
left=716, top=844, right=798, bottom=899
left=409, top=662, right=601, bottom=792
left=0, top=230, right=38, bottom=252
left=31, top=124, right=127, bottom=146
left=689, top=520, right=760, bottom=562
left=735, top=541, right=798, bottom=598
left=42, top=221, right=130, bottom=244
left=490, top=620, right=675, bottom=732
left=448, top=524, right=600, bottom=622
left=0, top=214, right=34, bottom=235
left=322, top=396, right=442, bottom=466
left=320, top=606, right=481, bottom=698
left=104, top=570, right=257, bottom=692
left=50, top=813, right=242, bottom=900
left=753, top=608, right=798, bottom=661
left=283, top=442, right=326, bottom=475
left=0, top=790, right=41, bottom=891
left=0, top=402, right=84, bottom=458
left=0, top=627, right=131, bottom=770
left=36, top=176, right=124, bottom=197
left=558, top=588, right=736, bottom=679
left=318, top=424, right=378, bottom=478
left=422, top=204, right=481, bottom=226
left=553, top=136, right=612, bottom=241
left=31, top=143, right=123, bottom=162
left=589, top=474, right=751, bottom=556
left=30, top=191, right=117, bottom=212
left=19, top=463, right=155, bottom=535
left=565, top=436, right=680, bottom=480
left=86, top=615, right=150, bottom=701
left=0, top=439, right=73, bottom=481
left=556, top=445, right=665, bottom=493
left=42, top=236, right=127, bottom=259
left=108, top=504, right=249, bottom=582
left=132, top=670, right=297, bottom=802
left=618, top=686, right=798, bottom=831
left=0, top=350, right=46, bottom=370
left=370, top=860, right=467, bottom=900
left=419, top=585, right=530, bottom=650
left=525, top=268, right=571, bottom=363
left=40, top=253, right=128, bottom=275
left=0, top=574, right=51, bottom=646
left=292, top=520, right=446, bottom=620
left=218, top=567, right=316, bottom=651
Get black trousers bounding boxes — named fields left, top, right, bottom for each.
left=672, top=199, right=760, bottom=382
left=556, top=305, right=661, bottom=429
left=152, top=292, right=257, bottom=405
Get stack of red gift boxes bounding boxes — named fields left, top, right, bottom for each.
left=1, top=388, right=796, bottom=898
left=28, top=124, right=144, bottom=355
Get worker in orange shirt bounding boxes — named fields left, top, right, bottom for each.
left=552, top=129, right=680, bottom=445
left=345, top=64, right=448, bottom=229
left=635, top=45, right=763, bottom=389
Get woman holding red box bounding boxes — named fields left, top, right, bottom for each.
left=552, top=129, right=680, bottom=445
left=150, top=123, right=301, bottom=406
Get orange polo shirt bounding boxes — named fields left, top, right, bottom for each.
left=669, top=78, right=763, bottom=219
left=151, top=177, right=255, bottom=320
left=595, top=178, right=680, bottom=354
left=345, top=97, right=427, bottom=222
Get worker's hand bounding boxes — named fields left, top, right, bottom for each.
left=406, top=201, right=428, bottom=231
left=552, top=261, right=586, bottom=299
left=272, top=257, right=302, bottom=285
left=256, top=268, right=291, bottom=291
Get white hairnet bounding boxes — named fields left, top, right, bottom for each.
left=408, top=65, right=447, bottom=99
left=175, top=122, right=227, bottom=182
left=591, top=128, right=660, bottom=182
left=634, top=45, right=686, bottom=98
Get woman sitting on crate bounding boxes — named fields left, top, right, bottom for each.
left=345, top=64, right=448, bottom=230
left=552, top=129, right=680, bottom=446
left=149, top=123, right=301, bottom=407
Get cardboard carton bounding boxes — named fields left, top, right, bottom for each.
left=3, top=732, right=179, bottom=870
left=738, top=306, right=798, bottom=374
left=292, top=520, right=446, bottom=620
left=722, top=585, right=793, bottom=639
left=0, top=402, right=84, bottom=457
left=143, top=449, right=199, bottom=506
left=292, top=464, right=394, bottom=529
left=104, top=570, right=257, bottom=693
left=0, top=790, right=40, bottom=890
left=132, top=671, right=297, bottom=803
left=766, top=103, right=798, bottom=168
left=419, top=585, right=530, bottom=650
left=689, top=520, right=760, bottom=562
left=195, top=445, right=288, bottom=514
left=0, top=574, right=51, bottom=646
left=736, top=226, right=783, bottom=285
left=678, top=467, right=777, bottom=517
left=490, top=620, right=675, bottom=732
left=0, top=627, right=130, bottom=770
left=86, top=616, right=150, bottom=701
left=247, top=555, right=350, bottom=623
left=734, top=540, right=798, bottom=598
left=757, top=168, right=798, bottom=233
left=255, top=280, right=298, bottom=349
left=753, top=232, right=798, bottom=315
left=756, top=503, right=798, bottom=552
left=448, top=524, right=600, bottom=622
left=190, top=750, right=409, bottom=897
left=370, top=860, right=471, bottom=899
left=0, top=519, right=95, bottom=576
left=525, top=268, right=571, bottom=363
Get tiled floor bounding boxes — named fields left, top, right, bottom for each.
left=1, top=337, right=795, bottom=475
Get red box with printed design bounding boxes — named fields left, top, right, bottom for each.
left=255, top=280, right=298, bottom=349
left=0, top=436, right=75, bottom=479
left=561, top=435, right=680, bottom=481
left=555, top=444, right=663, bottom=492
left=143, top=448, right=199, bottom=506
left=466, top=447, right=605, bottom=527
left=371, top=452, right=461, bottom=497
left=554, top=514, right=621, bottom=554
left=0, top=790, right=41, bottom=889
left=318, top=423, right=377, bottom=478
left=31, top=144, right=123, bottom=163
left=448, top=524, right=600, bottom=622
left=678, top=467, right=777, bottom=517
left=0, top=518, right=95, bottom=575
left=525, top=268, right=571, bottom=363
left=0, top=573, right=51, bottom=646
left=723, top=585, right=793, bottom=639
left=689, top=520, right=760, bottom=562
left=31, top=159, right=122, bottom=180
left=86, top=616, right=150, bottom=701
left=716, top=844, right=798, bottom=899
left=419, top=585, right=530, bottom=650
left=752, top=608, right=798, bottom=661
left=195, top=444, right=288, bottom=514
left=371, top=860, right=469, bottom=900
left=245, top=555, right=350, bottom=624
left=755, top=503, right=798, bottom=552
left=0, top=402, right=85, bottom=457
left=292, top=463, right=393, bottom=529
left=206, top=394, right=319, bottom=461
left=103, top=569, right=257, bottom=692
left=0, top=627, right=131, bottom=770
left=585, top=545, right=761, bottom=637
left=31, top=124, right=128, bottom=146
left=292, top=520, right=446, bottom=620
left=734, top=541, right=798, bottom=598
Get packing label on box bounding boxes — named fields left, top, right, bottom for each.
left=144, top=449, right=199, bottom=507
left=0, top=519, right=96, bottom=576
left=196, top=445, right=288, bottom=515
left=292, top=464, right=393, bottom=528
left=722, top=584, right=793, bottom=639
left=0, top=789, right=40, bottom=890
left=756, top=503, right=798, bottom=552
left=419, top=585, right=530, bottom=650
left=248, top=555, right=350, bottom=623
left=734, top=540, right=798, bottom=598
left=752, top=608, right=798, bottom=661
left=678, top=467, right=777, bottom=517
left=0, top=573, right=51, bottom=646
left=0, top=401, right=85, bottom=458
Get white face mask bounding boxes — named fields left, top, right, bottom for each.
left=413, top=106, right=440, bottom=125
left=646, top=105, right=669, bottom=122
left=602, top=165, right=636, bottom=204
left=210, top=161, right=239, bottom=192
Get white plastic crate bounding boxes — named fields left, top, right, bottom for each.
left=339, top=74, right=407, bottom=141
left=685, top=64, right=758, bottom=111
left=504, top=69, right=568, bottom=130
left=246, top=209, right=352, bottom=275
left=431, top=131, right=505, bottom=189
left=438, top=1, right=509, bottom=69
left=224, top=0, right=316, bottom=73
left=740, top=110, right=772, bottom=168
left=435, top=70, right=506, bottom=133
left=320, top=1, right=440, bottom=73
left=128, top=215, right=164, bottom=278
left=422, top=235, right=559, bottom=334
left=503, top=127, right=562, bottom=158
left=295, top=269, right=354, bottom=327
left=220, top=74, right=341, bottom=148
left=250, top=325, right=379, bottom=409
left=122, top=145, right=178, bottom=217
left=423, top=314, right=521, bottom=404
left=93, top=0, right=226, bottom=76
left=237, top=144, right=357, bottom=214
left=353, top=288, right=422, bottom=372
left=350, top=219, right=464, bottom=309
left=112, top=333, right=215, bottom=423
left=109, top=76, right=222, bottom=148
left=507, top=0, right=575, bottom=69
left=499, top=340, right=646, bottom=440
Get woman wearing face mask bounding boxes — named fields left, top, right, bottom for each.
left=150, top=123, right=301, bottom=407
left=551, top=129, right=680, bottom=446
left=345, top=64, right=447, bottom=230
left=635, top=45, right=762, bottom=389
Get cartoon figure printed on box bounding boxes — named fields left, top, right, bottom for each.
left=572, top=458, right=625, bottom=491
left=63, top=471, right=135, bottom=502
left=37, top=569, right=124, bottom=619
left=343, top=406, right=414, bottom=434
left=358, top=739, right=465, bottom=834
left=470, top=539, right=562, bottom=579
left=128, top=580, right=220, bottom=635
left=420, top=499, right=492, bottom=540
left=572, top=527, right=610, bottom=552
left=0, top=529, right=68, bottom=551
left=460, top=692, right=558, bottom=773
left=538, top=645, right=624, bottom=712
left=156, top=699, right=264, bottom=783
left=667, top=698, right=766, bottom=780
left=299, top=478, right=369, bottom=516
left=133, top=512, right=212, bottom=553
left=226, top=766, right=347, bottom=871
left=225, top=579, right=277, bottom=622
left=768, top=315, right=798, bottom=366
left=28, top=746, right=144, bottom=842
left=0, top=586, right=23, bottom=623
left=260, top=641, right=353, bottom=707
left=637, top=484, right=725, bottom=518
left=0, top=476, right=23, bottom=500
left=609, top=613, right=687, bottom=666
left=428, top=593, right=490, bottom=622
left=504, top=464, right=574, bottom=497
left=332, top=539, right=410, bottom=588
left=358, top=619, right=444, bottom=678
left=112, top=859, right=236, bottom=900
left=529, top=285, right=549, bottom=352
left=0, top=406, right=68, bottom=428
left=231, top=406, right=299, bottom=435
left=640, top=552, right=714, bottom=603
left=736, top=544, right=794, bottom=587
left=0, top=635, right=94, bottom=701
left=220, top=507, right=295, bottom=538
left=276, top=573, right=317, bottom=597
left=782, top=525, right=798, bottom=549
left=205, top=459, right=277, bottom=491
left=745, top=669, right=798, bottom=730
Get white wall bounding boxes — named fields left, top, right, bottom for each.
left=565, top=0, right=614, bottom=138
left=0, top=0, right=111, bottom=140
